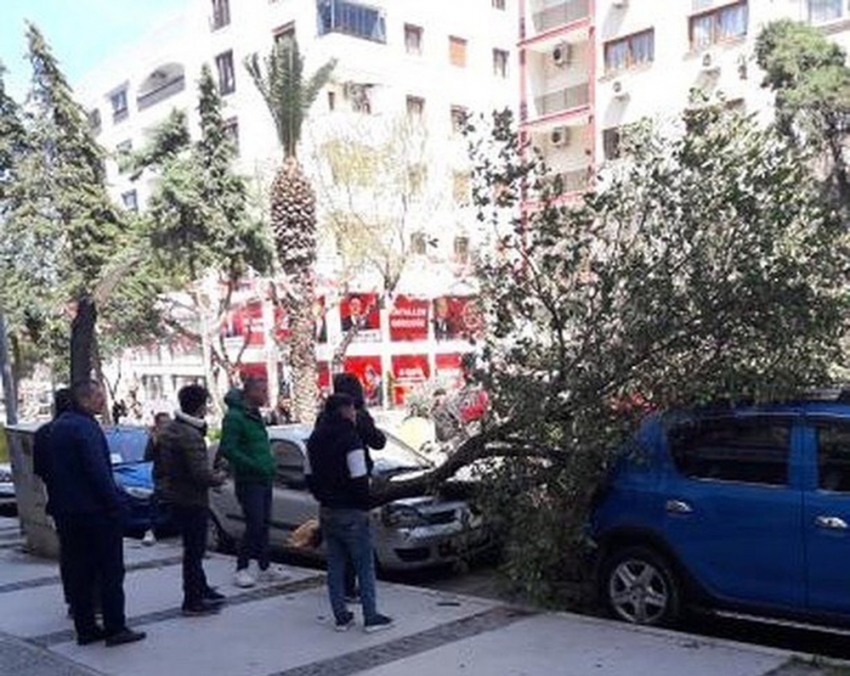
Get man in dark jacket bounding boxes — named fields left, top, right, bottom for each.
left=49, top=380, right=145, bottom=647
left=332, top=373, right=385, bottom=600
left=157, top=385, right=227, bottom=616
left=220, top=377, right=287, bottom=588
left=306, top=394, right=393, bottom=633
left=33, top=388, right=74, bottom=612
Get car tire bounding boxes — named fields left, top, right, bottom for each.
left=207, top=513, right=234, bottom=554
left=601, top=545, right=681, bottom=627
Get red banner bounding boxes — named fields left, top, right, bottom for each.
left=432, top=296, right=483, bottom=342
left=435, top=353, right=469, bottom=388
left=274, top=296, right=327, bottom=344
left=389, top=295, right=429, bottom=342
left=222, top=300, right=264, bottom=347
left=342, top=355, right=384, bottom=407
left=391, top=354, right=430, bottom=405
left=340, top=293, right=380, bottom=342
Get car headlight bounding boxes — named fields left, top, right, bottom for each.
left=123, top=486, right=153, bottom=500
left=381, top=504, right=428, bottom=528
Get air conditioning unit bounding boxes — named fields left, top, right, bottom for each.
left=612, top=0, right=628, bottom=7
left=701, top=50, right=721, bottom=74
left=612, top=79, right=629, bottom=100
left=553, top=43, right=572, bottom=68
left=550, top=127, right=571, bottom=147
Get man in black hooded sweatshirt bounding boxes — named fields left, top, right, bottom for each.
left=306, top=394, right=393, bottom=633
left=331, top=373, right=385, bottom=599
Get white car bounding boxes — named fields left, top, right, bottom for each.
left=208, top=425, right=490, bottom=571
left=0, top=462, right=15, bottom=507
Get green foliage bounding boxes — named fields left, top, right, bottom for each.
left=756, top=20, right=850, bottom=211
left=244, top=39, right=336, bottom=158
left=464, top=104, right=849, bottom=604
left=133, top=66, right=271, bottom=284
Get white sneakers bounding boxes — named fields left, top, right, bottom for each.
left=257, top=564, right=291, bottom=584
left=233, top=568, right=257, bottom=588
left=233, top=563, right=290, bottom=588
left=141, top=530, right=156, bottom=547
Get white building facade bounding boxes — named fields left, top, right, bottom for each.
left=519, top=0, right=850, bottom=197
left=77, top=0, right=518, bottom=415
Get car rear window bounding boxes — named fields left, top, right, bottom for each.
left=815, top=422, right=850, bottom=492
left=669, top=417, right=790, bottom=486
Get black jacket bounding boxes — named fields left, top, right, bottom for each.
left=156, top=413, right=219, bottom=507
left=306, top=414, right=370, bottom=511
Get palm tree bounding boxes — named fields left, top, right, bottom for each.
left=245, top=40, right=335, bottom=423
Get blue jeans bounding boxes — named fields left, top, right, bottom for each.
left=320, top=507, right=378, bottom=623
left=235, top=481, right=272, bottom=571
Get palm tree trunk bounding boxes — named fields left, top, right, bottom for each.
left=289, top=273, right=318, bottom=424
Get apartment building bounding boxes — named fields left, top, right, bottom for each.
left=77, top=0, right=517, bottom=411
left=519, top=0, right=848, bottom=197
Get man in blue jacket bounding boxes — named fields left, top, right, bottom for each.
left=49, top=380, right=145, bottom=647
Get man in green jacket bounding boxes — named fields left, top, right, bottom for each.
left=220, top=377, right=287, bottom=587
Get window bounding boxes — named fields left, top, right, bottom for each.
left=211, top=0, right=230, bottom=30
left=345, top=82, right=373, bottom=113
left=492, top=0, right=506, bottom=8
left=215, top=50, right=236, bottom=95
left=453, top=235, right=470, bottom=264
left=604, top=29, right=654, bottom=74
left=328, top=90, right=336, bottom=111
left=317, top=0, right=387, bottom=44
left=406, top=95, right=425, bottom=121
left=272, top=441, right=306, bottom=489
left=816, top=423, right=850, bottom=492
left=408, top=164, right=427, bottom=194
left=449, top=36, right=468, bottom=67
left=603, top=127, right=622, bottom=161
left=453, top=171, right=471, bottom=206
left=405, top=24, right=422, bottom=55
left=110, top=89, right=128, bottom=122
left=116, top=140, right=132, bottom=173
left=808, top=0, right=844, bottom=23
left=87, top=109, right=102, bottom=134
left=411, top=232, right=427, bottom=255
left=223, top=117, right=239, bottom=153
left=493, top=48, right=509, bottom=78
left=274, top=22, right=295, bottom=47
left=669, top=417, right=791, bottom=486
left=121, top=190, right=138, bottom=213
left=690, top=2, right=748, bottom=50
left=450, top=105, right=467, bottom=135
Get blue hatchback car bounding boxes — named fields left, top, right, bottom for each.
left=590, top=398, right=850, bottom=629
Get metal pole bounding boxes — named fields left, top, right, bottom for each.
left=0, top=310, right=18, bottom=425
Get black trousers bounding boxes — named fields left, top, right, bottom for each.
left=173, top=504, right=210, bottom=607
left=55, top=513, right=126, bottom=638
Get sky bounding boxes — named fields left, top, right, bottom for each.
left=0, top=0, right=192, bottom=99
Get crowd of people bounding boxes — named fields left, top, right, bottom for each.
left=31, top=372, right=396, bottom=647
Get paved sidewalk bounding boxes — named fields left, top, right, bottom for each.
left=0, top=517, right=812, bottom=676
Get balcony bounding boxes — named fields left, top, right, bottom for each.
left=535, top=82, right=590, bottom=117
left=532, top=0, right=590, bottom=34
left=316, top=0, right=387, bottom=44
left=550, top=167, right=590, bottom=194
left=137, top=77, right=185, bottom=111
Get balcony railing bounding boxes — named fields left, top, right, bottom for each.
left=317, top=0, right=387, bottom=44
left=534, top=82, right=590, bottom=117
left=137, top=77, right=186, bottom=112
left=532, top=0, right=590, bottom=33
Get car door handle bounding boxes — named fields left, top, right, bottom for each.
left=665, top=499, right=694, bottom=515
left=815, top=515, right=848, bottom=530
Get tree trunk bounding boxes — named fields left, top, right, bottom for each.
left=289, top=274, right=318, bottom=425
left=0, top=310, right=18, bottom=425
left=92, top=335, right=112, bottom=423
left=70, top=294, right=97, bottom=385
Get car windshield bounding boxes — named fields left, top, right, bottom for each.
left=371, top=433, right=432, bottom=477
left=104, top=427, right=149, bottom=465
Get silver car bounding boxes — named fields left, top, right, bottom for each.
left=208, top=425, right=489, bottom=571
left=0, top=462, right=14, bottom=507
